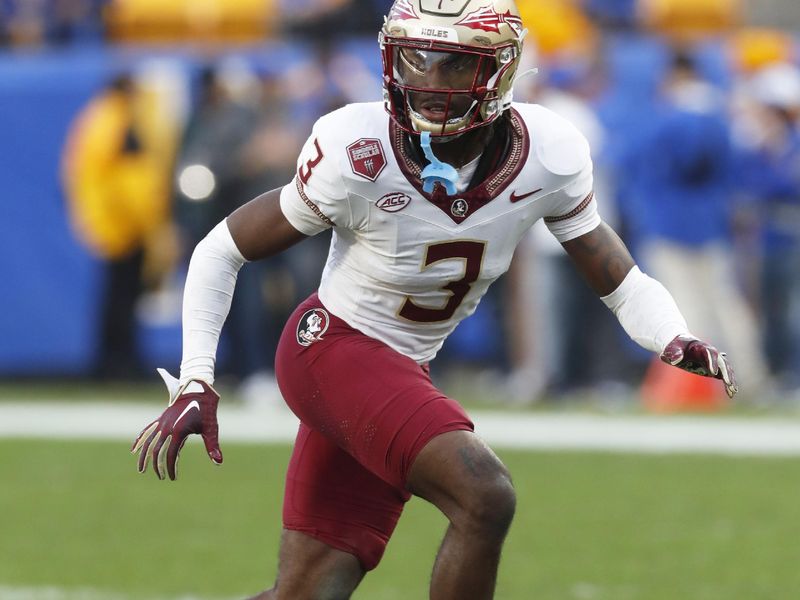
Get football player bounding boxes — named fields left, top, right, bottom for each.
left=132, top=1, right=737, bottom=598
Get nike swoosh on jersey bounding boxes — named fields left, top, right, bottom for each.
left=510, top=188, right=543, bottom=203
left=173, top=400, right=200, bottom=428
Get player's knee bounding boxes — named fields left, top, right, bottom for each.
left=275, top=570, right=359, bottom=600
left=276, top=580, right=354, bottom=600
left=460, top=468, right=516, bottom=539
left=312, top=582, right=354, bottom=600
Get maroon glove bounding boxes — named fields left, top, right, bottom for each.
left=131, top=369, right=223, bottom=480
left=660, top=335, right=738, bottom=398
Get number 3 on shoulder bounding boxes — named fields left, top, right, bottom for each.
left=299, top=138, right=324, bottom=185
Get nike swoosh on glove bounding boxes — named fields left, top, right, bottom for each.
left=660, top=335, right=739, bottom=399
left=131, top=369, right=223, bottom=480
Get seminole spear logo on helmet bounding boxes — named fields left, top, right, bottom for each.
left=380, top=0, right=526, bottom=137
left=455, top=6, right=524, bottom=34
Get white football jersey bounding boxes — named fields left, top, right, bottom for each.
left=280, top=102, right=600, bottom=363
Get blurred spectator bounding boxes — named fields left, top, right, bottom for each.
left=104, top=0, right=272, bottom=44
left=518, top=0, right=598, bottom=58
left=238, top=73, right=331, bottom=307
left=639, top=0, right=740, bottom=42
left=584, top=0, right=638, bottom=30
left=728, top=28, right=796, bottom=74
left=505, top=43, right=629, bottom=401
left=732, top=62, right=800, bottom=392
left=1, top=0, right=106, bottom=47
left=242, top=75, right=334, bottom=398
left=175, top=65, right=268, bottom=390
left=175, top=65, right=260, bottom=246
left=280, top=0, right=387, bottom=39
left=174, top=64, right=325, bottom=404
left=62, top=73, right=179, bottom=379
left=624, top=50, right=767, bottom=392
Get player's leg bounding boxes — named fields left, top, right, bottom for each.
left=245, top=423, right=406, bottom=600
left=407, top=430, right=516, bottom=600
left=246, top=530, right=364, bottom=600
left=271, top=293, right=497, bottom=598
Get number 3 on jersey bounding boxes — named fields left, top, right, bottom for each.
left=399, top=240, right=487, bottom=323
left=299, top=138, right=324, bottom=185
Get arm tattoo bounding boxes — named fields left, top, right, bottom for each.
left=562, top=223, right=635, bottom=296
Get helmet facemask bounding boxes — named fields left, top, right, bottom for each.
left=381, top=34, right=521, bottom=138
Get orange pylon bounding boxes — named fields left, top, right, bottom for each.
left=641, top=357, right=727, bottom=413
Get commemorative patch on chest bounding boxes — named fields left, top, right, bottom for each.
left=347, top=138, right=387, bottom=182
left=296, top=308, right=330, bottom=347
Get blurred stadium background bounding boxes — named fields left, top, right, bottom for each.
left=1, top=1, right=800, bottom=598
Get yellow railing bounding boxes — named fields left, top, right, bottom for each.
left=104, top=0, right=278, bottom=43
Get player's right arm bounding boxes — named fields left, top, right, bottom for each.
left=131, top=189, right=307, bottom=480
left=226, top=188, right=308, bottom=260
left=132, top=112, right=349, bottom=480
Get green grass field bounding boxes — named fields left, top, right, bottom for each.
left=2, top=440, right=799, bottom=599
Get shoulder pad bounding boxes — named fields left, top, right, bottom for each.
left=515, top=103, right=591, bottom=177
left=314, top=102, right=386, bottom=141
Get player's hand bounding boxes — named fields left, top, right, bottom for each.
left=131, top=368, right=223, bottom=480
left=660, top=335, right=738, bottom=398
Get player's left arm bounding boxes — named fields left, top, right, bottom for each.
left=561, top=222, right=737, bottom=397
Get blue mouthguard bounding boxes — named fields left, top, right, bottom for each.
left=419, top=131, right=459, bottom=196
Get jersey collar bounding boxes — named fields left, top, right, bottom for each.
left=390, top=108, right=530, bottom=225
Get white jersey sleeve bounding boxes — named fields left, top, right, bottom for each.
left=533, top=110, right=602, bottom=243
left=280, top=113, right=353, bottom=236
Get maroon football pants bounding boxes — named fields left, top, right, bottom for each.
left=275, top=293, right=473, bottom=570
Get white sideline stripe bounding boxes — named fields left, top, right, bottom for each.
left=1, top=402, right=800, bottom=456
left=0, top=586, right=234, bottom=600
